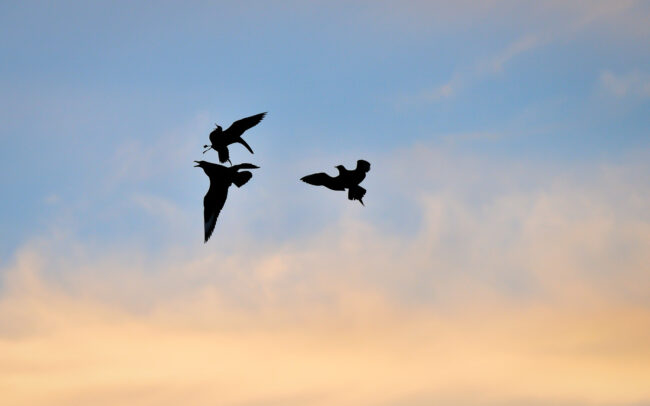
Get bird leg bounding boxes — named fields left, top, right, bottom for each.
left=202, top=147, right=212, bottom=154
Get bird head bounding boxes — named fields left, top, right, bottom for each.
left=357, top=160, right=371, bottom=173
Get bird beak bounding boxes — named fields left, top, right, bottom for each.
left=194, top=161, right=201, bottom=167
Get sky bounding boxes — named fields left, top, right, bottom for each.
left=1, top=1, right=649, bottom=405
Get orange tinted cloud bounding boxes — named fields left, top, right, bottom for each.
left=1, top=264, right=649, bottom=406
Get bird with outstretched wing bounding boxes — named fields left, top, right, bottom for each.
left=203, top=112, right=266, bottom=164
left=301, top=160, right=370, bottom=206
left=194, top=160, right=259, bottom=242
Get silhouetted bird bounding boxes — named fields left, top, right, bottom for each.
left=194, top=160, right=259, bottom=242
left=203, top=112, right=267, bottom=164
left=300, top=160, right=371, bottom=206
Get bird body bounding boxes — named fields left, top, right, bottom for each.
left=194, top=160, right=259, bottom=242
left=301, top=160, right=371, bottom=205
left=203, top=112, right=266, bottom=164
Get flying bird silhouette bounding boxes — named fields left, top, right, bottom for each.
left=203, top=112, right=267, bottom=164
left=300, top=160, right=371, bottom=206
left=194, top=160, right=259, bottom=242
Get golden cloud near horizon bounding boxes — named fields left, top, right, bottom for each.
left=1, top=262, right=649, bottom=406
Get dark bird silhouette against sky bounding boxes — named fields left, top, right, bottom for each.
left=194, top=160, right=259, bottom=242
left=203, top=112, right=267, bottom=164
left=301, top=160, right=371, bottom=206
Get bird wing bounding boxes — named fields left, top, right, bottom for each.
left=203, top=183, right=229, bottom=243
left=224, top=112, right=267, bottom=137
left=300, top=172, right=345, bottom=191
left=231, top=163, right=260, bottom=171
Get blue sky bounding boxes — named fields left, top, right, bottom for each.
left=2, top=1, right=648, bottom=259
left=1, top=1, right=649, bottom=256
left=1, top=2, right=650, bottom=405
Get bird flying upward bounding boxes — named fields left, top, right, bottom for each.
left=203, top=112, right=267, bottom=164
left=194, top=160, right=259, bottom=242
left=300, top=159, right=371, bottom=206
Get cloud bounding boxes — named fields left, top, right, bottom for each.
left=372, top=0, right=650, bottom=36
left=418, top=73, right=463, bottom=102
left=131, top=193, right=189, bottom=228
left=1, top=145, right=650, bottom=405
left=600, top=70, right=650, bottom=98
left=43, top=194, right=60, bottom=205
left=404, top=34, right=542, bottom=105
left=481, top=35, right=540, bottom=74
left=556, top=0, right=650, bottom=36
left=398, top=1, right=650, bottom=104
left=427, top=77, right=458, bottom=100
left=107, top=112, right=210, bottom=187
left=1, top=247, right=649, bottom=406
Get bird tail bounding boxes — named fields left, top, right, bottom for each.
left=217, top=146, right=230, bottom=163
left=348, top=185, right=366, bottom=206
left=230, top=163, right=258, bottom=187
left=232, top=171, right=253, bottom=188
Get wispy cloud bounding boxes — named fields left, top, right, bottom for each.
left=43, top=194, right=60, bottom=205
left=107, top=113, right=210, bottom=188
left=600, top=70, right=650, bottom=98
left=480, top=35, right=540, bottom=74
left=403, top=34, right=542, bottom=104
left=417, top=73, right=463, bottom=102
left=399, top=0, right=650, bottom=105
left=373, top=0, right=650, bottom=37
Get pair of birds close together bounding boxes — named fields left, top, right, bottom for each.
left=195, top=112, right=371, bottom=242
